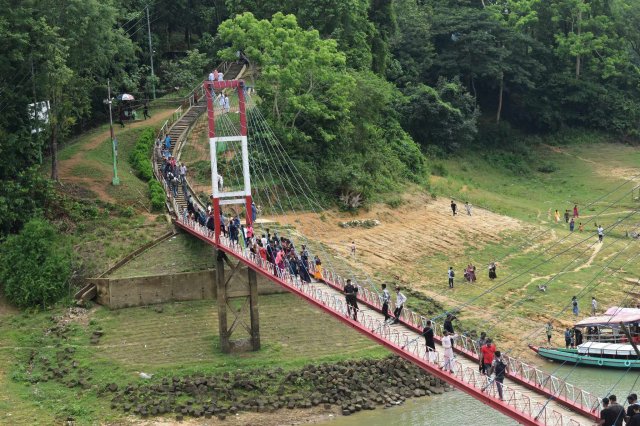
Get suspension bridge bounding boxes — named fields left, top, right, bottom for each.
left=150, top=68, right=618, bottom=426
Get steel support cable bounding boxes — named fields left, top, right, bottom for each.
left=246, top=96, right=627, bottom=342
left=245, top=101, right=353, bottom=284
left=532, top=277, right=640, bottom=419
left=247, top=99, right=382, bottom=296
left=470, top=175, right=640, bottom=269
left=512, top=242, right=640, bottom=347
left=484, top=225, right=640, bottom=340
left=244, top=104, right=345, bottom=278
left=249, top=100, right=640, bottom=311
left=429, top=204, right=640, bottom=322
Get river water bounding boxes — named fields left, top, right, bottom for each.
left=317, top=360, right=640, bottom=425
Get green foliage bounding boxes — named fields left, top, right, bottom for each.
left=129, top=128, right=156, bottom=181
left=149, top=180, right=166, bottom=211
left=218, top=13, right=427, bottom=202
left=0, top=219, right=72, bottom=308
left=401, top=79, right=478, bottom=152
left=161, top=49, right=210, bottom=90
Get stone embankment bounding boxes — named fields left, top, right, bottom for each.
left=105, top=357, right=453, bottom=421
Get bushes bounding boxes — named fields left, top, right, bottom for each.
left=129, top=128, right=156, bottom=181
left=0, top=219, right=72, bottom=308
left=130, top=128, right=167, bottom=211
left=149, top=181, right=166, bottom=211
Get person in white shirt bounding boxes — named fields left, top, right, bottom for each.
left=441, top=330, right=458, bottom=373
left=208, top=71, right=214, bottom=81
left=597, top=224, right=604, bottom=242
left=381, top=283, right=391, bottom=322
left=217, top=72, right=224, bottom=81
left=391, top=287, right=406, bottom=325
left=224, top=95, right=230, bottom=113
left=591, top=297, right=597, bottom=315
left=217, top=173, right=224, bottom=191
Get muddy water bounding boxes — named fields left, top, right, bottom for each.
left=317, top=361, right=639, bottom=426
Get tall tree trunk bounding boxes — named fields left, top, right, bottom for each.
left=576, top=8, right=582, bottom=78
left=496, top=74, right=504, bottom=124
left=50, top=124, right=58, bottom=181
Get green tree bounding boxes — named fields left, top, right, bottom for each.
left=0, top=219, right=73, bottom=308
left=401, top=79, right=479, bottom=152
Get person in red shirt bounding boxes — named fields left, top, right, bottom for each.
left=481, top=339, right=497, bottom=373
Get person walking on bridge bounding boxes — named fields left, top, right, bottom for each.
left=477, top=332, right=487, bottom=373
left=344, top=279, right=358, bottom=321
left=481, top=339, right=496, bottom=374
left=422, top=320, right=436, bottom=362
left=391, top=287, right=406, bottom=325
left=441, top=330, right=458, bottom=373
left=381, top=283, right=391, bottom=322
left=483, top=351, right=507, bottom=401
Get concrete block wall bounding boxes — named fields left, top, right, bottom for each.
left=89, top=265, right=287, bottom=309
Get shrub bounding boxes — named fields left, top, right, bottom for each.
left=385, top=196, right=404, bottom=209
left=537, top=162, right=557, bottom=173
left=0, top=219, right=72, bottom=308
left=149, top=181, right=166, bottom=211
left=129, top=128, right=156, bottom=181
left=431, top=162, right=449, bottom=177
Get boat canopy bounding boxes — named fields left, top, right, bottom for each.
left=575, top=306, right=640, bottom=328
left=577, top=342, right=637, bottom=357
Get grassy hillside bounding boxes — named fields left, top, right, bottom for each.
left=0, top=295, right=389, bottom=425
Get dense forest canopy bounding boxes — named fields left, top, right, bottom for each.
left=1, top=0, right=640, bottom=234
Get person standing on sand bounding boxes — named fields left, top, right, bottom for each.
left=555, top=209, right=560, bottom=223
left=465, top=201, right=472, bottom=216
left=350, top=241, right=356, bottom=257
left=488, top=262, right=497, bottom=280
left=545, top=322, right=553, bottom=345
left=451, top=200, right=457, bottom=216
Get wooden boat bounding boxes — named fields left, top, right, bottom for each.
left=530, top=307, right=640, bottom=369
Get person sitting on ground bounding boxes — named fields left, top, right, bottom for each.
left=538, top=284, right=547, bottom=292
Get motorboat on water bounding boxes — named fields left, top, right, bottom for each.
left=529, top=306, right=640, bottom=369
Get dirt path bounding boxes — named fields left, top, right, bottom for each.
left=58, top=110, right=175, bottom=202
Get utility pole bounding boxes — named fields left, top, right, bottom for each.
left=107, top=79, right=120, bottom=185
left=146, top=5, right=156, bottom=100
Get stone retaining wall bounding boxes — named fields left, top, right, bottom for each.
left=89, top=267, right=286, bottom=309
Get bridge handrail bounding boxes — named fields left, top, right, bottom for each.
left=172, top=214, right=594, bottom=426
